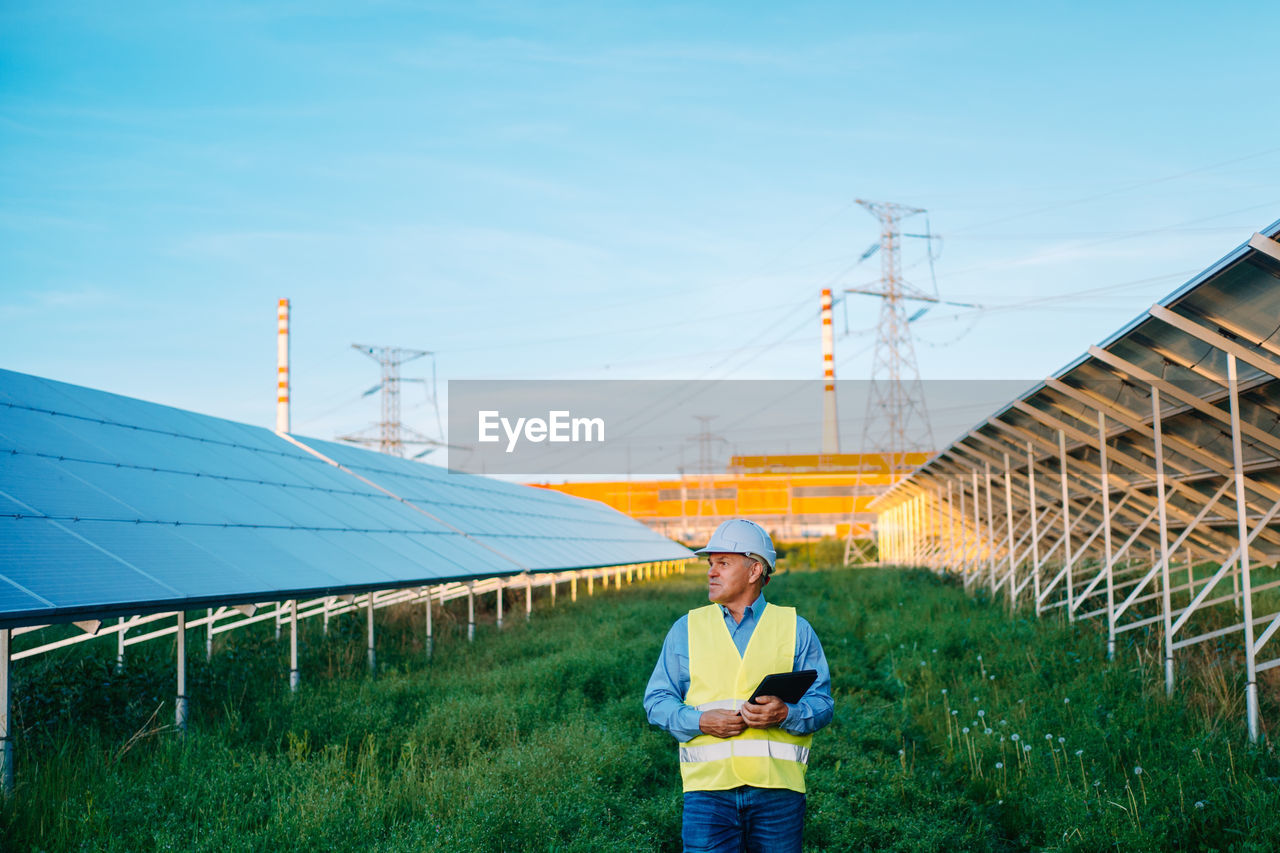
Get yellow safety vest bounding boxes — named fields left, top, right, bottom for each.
left=679, top=603, right=813, bottom=793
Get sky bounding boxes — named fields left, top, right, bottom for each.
left=2, top=1, right=1278, bottom=472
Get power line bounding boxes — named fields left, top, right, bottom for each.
left=949, top=145, right=1280, bottom=237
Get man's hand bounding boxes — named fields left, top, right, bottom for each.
left=699, top=709, right=747, bottom=738
left=740, top=696, right=788, bottom=729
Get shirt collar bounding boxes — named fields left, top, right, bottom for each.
left=719, top=592, right=767, bottom=620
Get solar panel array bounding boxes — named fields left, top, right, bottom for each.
left=873, top=220, right=1280, bottom=521
left=0, top=369, right=691, bottom=628
left=866, top=221, right=1280, bottom=740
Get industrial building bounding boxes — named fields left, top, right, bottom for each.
left=535, top=451, right=929, bottom=543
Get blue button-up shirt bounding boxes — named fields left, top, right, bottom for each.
left=643, top=593, right=834, bottom=742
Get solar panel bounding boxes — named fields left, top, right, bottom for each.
left=0, top=369, right=692, bottom=628
left=875, top=219, right=1280, bottom=511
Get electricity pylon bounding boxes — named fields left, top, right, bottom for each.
left=849, top=199, right=939, bottom=474
left=842, top=199, right=948, bottom=564
left=338, top=344, right=450, bottom=458
left=690, top=415, right=727, bottom=520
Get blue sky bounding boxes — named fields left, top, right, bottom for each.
left=2, top=1, right=1277, bottom=461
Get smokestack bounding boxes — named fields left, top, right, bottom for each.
left=276, top=298, right=290, bottom=433
left=821, top=288, right=840, bottom=454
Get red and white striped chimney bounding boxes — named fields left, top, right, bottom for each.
left=276, top=298, right=291, bottom=433
left=821, top=288, right=840, bottom=454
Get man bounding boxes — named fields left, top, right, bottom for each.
left=644, top=518, right=834, bottom=853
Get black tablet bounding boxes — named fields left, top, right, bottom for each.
left=747, top=669, right=818, bottom=705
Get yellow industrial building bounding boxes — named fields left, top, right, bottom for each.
left=532, top=452, right=930, bottom=544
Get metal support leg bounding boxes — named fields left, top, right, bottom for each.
left=289, top=599, right=300, bottom=693
left=467, top=585, right=476, bottom=642
left=1058, top=430, right=1075, bottom=621
left=367, top=593, right=376, bottom=675
left=1097, top=412, right=1116, bottom=660
left=1003, top=454, right=1016, bottom=611
left=946, top=481, right=956, bottom=574
left=525, top=574, right=533, bottom=621
left=1151, top=388, right=1175, bottom=696
left=571, top=572, right=578, bottom=602
left=588, top=572, right=594, bottom=596
left=971, top=468, right=981, bottom=584
left=1, top=628, right=12, bottom=796
left=425, top=588, right=434, bottom=658
left=1027, top=443, right=1041, bottom=615
left=985, top=462, right=996, bottom=592
left=496, top=579, right=504, bottom=629
left=914, top=496, right=924, bottom=566
left=323, top=596, right=331, bottom=636
left=176, top=611, right=188, bottom=731
left=206, top=607, right=214, bottom=661
left=1228, top=354, right=1260, bottom=741
left=117, top=616, right=126, bottom=671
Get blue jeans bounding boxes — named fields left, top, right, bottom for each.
left=682, top=787, right=806, bottom=853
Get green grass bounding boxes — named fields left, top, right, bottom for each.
left=5, top=567, right=1280, bottom=851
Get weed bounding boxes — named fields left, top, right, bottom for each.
left=3, top=568, right=1279, bottom=851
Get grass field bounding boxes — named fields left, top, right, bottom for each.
left=5, top=565, right=1280, bottom=851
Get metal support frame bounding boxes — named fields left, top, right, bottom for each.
left=1026, top=443, right=1042, bottom=614
left=1057, top=430, right=1075, bottom=621
left=175, top=611, right=188, bottom=731
left=496, top=578, right=504, bottom=629
left=367, top=592, right=376, bottom=674
left=947, top=481, right=956, bottom=574
left=970, top=468, right=981, bottom=586
left=289, top=599, right=300, bottom=693
left=1151, top=388, right=1176, bottom=696
left=1, top=629, right=11, bottom=796
left=1228, top=353, right=1261, bottom=741
left=1097, top=412, right=1117, bottom=660
left=0, top=559, right=692, bottom=794
left=425, top=589, right=433, bottom=657
left=1003, top=454, right=1016, bottom=610
left=467, top=583, right=476, bottom=642
left=984, top=461, right=996, bottom=591
left=866, top=229, right=1280, bottom=741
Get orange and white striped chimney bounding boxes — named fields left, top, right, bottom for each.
left=276, top=298, right=291, bottom=434
left=821, top=288, right=840, bottom=454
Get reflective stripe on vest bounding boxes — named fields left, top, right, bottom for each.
left=678, top=602, right=813, bottom=794
left=693, top=699, right=743, bottom=712
left=679, top=741, right=810, bottom=765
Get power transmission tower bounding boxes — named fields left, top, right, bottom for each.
left=338, top=344, right=448, bottom=458
left=842, top=199, right=944, bottom=564
left=692, top=415, right=720, bottom=518
left=849, top=199, right=938, bottom=473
